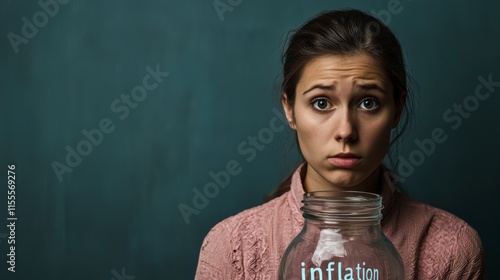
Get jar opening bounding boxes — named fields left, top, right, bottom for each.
left=301, top=191, right=383, bottom=223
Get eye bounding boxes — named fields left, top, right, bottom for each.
left=358, top=98, right=380, bottom=111
left=311, top=98, right=332, bottom=111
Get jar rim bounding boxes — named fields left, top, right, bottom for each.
left=304, top=190, right=380, bottom=200
left=301, top=190, right=383, bottom=223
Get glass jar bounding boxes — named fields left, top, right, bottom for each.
left=278, top=191, right=404, bottom=280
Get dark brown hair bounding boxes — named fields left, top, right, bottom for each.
left=265, top=9, right=414, bottom=201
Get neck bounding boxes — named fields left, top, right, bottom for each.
left=302, top=164, right=382, bottom=194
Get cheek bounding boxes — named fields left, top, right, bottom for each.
left=361, top=117, right=393, bottom=156
left=293, top=107, right=329, bottom=155
left=294, top=102, right=330, bottom=135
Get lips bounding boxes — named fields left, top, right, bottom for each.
left=328, top=153, right=361, bottom=168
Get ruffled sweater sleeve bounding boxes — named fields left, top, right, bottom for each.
left=439, top=222, right=484, bottom=279
left=393, top=196, right=486, bottom=280
left=194, top=221, right=232, bottom=280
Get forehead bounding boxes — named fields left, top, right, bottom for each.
left=297, top=53, right=392, bottom=90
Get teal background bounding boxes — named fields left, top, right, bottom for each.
left=1, top=0, right=499, bottom=279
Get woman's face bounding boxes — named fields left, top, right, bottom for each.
left=283, top=54, right=404, bottom=192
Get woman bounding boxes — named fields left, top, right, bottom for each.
left=195, top=9, right=484, bottom=279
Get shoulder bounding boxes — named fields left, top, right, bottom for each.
left=212, top=194, right=288, bottom=237
left=196, top=194, right=291, bottom=279
left=393, top=192, right=482, bottom=247
left=392, top=192, right=484, bottom=278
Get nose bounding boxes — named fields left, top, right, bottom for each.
left=333, top=109, right=358, bottom=143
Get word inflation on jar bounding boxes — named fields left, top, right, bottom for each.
left=300, top=261, right=379, bottom=280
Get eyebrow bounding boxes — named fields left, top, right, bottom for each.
left=302, top=84, right=335, bottom=95
left=355, top=84, right=388, bottom=95
left=302, top=83, right=388, bottom=95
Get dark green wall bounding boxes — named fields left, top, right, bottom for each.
left=1, top=0, right=498, bottom=279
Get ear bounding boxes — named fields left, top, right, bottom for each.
left=392, top=91, right=407, bottom=128
left=281, top=93, right=297, bottom=130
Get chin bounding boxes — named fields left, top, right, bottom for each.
left=321, top=168, right=366, bottom=189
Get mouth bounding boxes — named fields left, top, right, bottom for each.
left=328, top=153, right=361, bottom=168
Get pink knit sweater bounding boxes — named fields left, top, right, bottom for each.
left=195, top=164, right=484, bottom=279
